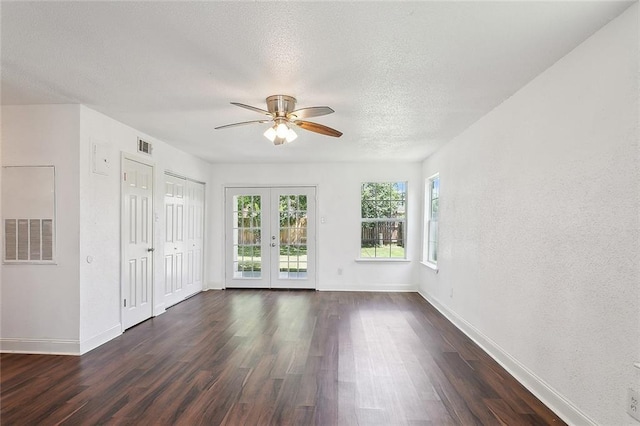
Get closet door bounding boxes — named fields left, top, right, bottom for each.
left=163, top=174, right=186, bottom=308
left=184, top=180, right=205, bottom=296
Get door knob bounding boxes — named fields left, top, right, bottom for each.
left=271, top=242, right=276, bottom=247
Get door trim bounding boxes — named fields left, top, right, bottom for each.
left=120, top=152, right=155, bottom=332
left=223, top=185, right=318, bottom=290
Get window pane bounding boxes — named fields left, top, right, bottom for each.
left=424, top=175, right=440, bottom=265
left=360, top=181, right=407, bottom=258
left=391, top=182, right=404, bottom=200
left=428, top=221, right=438, bottom=243
left=360, top=221, right=405, bottom=258
left=428, top=242, right=438, bottom=263
left=378, top=201, right=393, bottom=218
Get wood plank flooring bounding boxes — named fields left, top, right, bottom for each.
left=1, top=290, right=565, bottom=425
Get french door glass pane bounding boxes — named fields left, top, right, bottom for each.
left=278, top=195, right=308, bottom=279
left=233, top=195, right=262, bottom=278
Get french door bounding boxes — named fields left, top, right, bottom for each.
left=225, top=187, right=316, bottom=289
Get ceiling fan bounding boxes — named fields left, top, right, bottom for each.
left=215, top=95, right=343, bottom=145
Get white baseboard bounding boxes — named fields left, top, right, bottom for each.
left=319, top=283, right=416, bottom=292
left=0, top=338, right=81, bottom=355
left=79, top=324, right=121, bottom=355
left=207, top=281, right=224, bottom=290
left=417, top=290, right=596, bottom=426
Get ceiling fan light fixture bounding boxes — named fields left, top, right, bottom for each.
left=275, top=121, right=289, bottom=139
left=263, top=126, right=277, bottom=142
left=286, top=128, right=297, bottom=143
left=218, top=95, right=342, bottom=143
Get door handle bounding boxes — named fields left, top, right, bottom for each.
left=271, top=242, right=276, bottom=247
left=147, top=248, right=155, bottom=252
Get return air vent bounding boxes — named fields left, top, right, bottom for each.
left=138, top=138, right=153, bottom=155
left=5, top=218, right=53, bottom=261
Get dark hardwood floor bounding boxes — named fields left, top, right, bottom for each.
left=1, top=290, right=565, bottom=425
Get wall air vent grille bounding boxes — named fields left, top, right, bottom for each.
left=5, top=218, right=53, bottom=262
left=138, top=138, right=153, bottom=155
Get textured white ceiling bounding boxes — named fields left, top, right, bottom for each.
left=1, top=1, right=633, bottom=163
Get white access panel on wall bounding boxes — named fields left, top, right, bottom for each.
left=2, top=166, right=56, bottom=263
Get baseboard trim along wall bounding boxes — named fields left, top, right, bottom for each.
left=417, top=290, right=597, bottom=426
left=320, top=283, right=415, bottom=292
left=79, top=324, right=122, bottom=355
left=0, top=338, right=81, bottom=355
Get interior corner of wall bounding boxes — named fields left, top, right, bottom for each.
left=79, top=324, right=121, bottom=355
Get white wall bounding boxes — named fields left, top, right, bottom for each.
left=418, top=4, right=639, bottom=425
left=79, top=106, right=212, bottom=353
left=1, top=105, right=81, bottom=353
left=208, top=162, right=421, bottom=291
left=1, top=104, right=212, bottom=354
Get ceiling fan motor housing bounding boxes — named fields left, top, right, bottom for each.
left=266, top=95, right=296, bottom=117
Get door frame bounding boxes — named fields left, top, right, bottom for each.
left=223, top=184, right=318, bottom=290
left=120, top=152, right=155, bottom=332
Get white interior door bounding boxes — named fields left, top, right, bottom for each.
left=185, top=180, right=205, bottom=296
left=225, top=187, right=316, bottom=289
left=163, top=174, right=186, bottom=308
left=122, top=157, right=154, bottom=330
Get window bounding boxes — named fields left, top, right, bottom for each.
left=360, top=182, right=406, bottom=259
left=425, top=174, right=439, bottom=265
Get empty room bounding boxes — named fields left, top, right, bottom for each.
left=1, top=1, right=639, bottom=425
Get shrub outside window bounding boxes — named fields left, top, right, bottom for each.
left=360, top=182, right=407, bottom=259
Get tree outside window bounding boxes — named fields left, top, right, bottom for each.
left=360, top=182, right=407, bottom=258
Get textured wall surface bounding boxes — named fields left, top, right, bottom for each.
left=419, top=4, right=639, bottom=425
left=1, top=104, right=212, bottom=354
left=1, top=105, right=81, bottom=353
left=207, top=162, right=421, bottom=291
left=78, top=106, right=212, bottom=352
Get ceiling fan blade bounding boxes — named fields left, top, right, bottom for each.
left=215, top=119, right=271, bottom=130
left=293, top=120, right=343, bottom=137
left=230, top=102, right=271, bottom=116
left=288, top=106, right=334, bottom=120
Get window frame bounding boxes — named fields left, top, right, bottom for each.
left=359, top=181, right=408, bottom=261
left=423, top=173, right=439, bottom=269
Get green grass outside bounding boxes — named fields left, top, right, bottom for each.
left=360, top=244, right=405, bottom=258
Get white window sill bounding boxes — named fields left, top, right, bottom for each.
left=355, top=258, right=411, bottom=263
left=421, top=261, right=439, bottom=273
